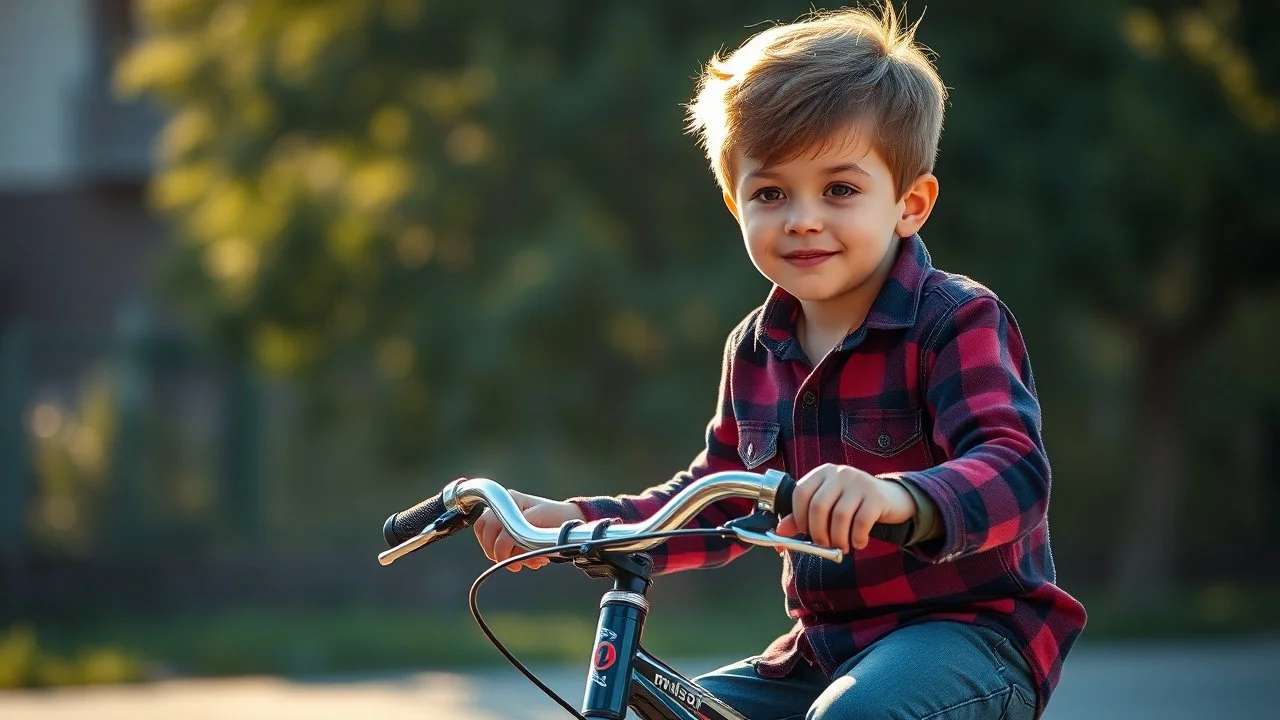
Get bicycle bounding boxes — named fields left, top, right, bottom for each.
left=379, top=468, right=911, bottom=720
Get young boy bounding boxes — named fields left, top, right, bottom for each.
left=474, top=5, right=1086, bottom=718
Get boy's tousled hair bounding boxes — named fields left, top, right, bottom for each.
left=687, top=3, right=947, bottom=198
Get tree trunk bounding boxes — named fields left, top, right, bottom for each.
left=1109, top=330, right=1185, bottom=605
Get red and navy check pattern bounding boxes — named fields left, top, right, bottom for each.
left=569, top=234, right=1086, bottom=716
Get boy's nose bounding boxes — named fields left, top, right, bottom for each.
left=784, top=203, right=823, bottom=235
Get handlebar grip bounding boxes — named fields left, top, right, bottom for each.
left=384, top=491, right=448, bottom=547
left=772, top=473, right=914, bottom=546
left=772, top=473, right=798, bottom=517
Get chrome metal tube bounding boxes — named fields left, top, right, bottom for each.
left=447, top=470, right=781, bottom=554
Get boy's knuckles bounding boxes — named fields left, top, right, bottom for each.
left=480, top=524, right=500, bottom=549
left=811, top=483, right=841, bottom=506
left=809, top=515, right=831, bottom=545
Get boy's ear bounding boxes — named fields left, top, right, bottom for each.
left=895, top=173, right=939, bottom=238
left=722, top=190, right=741, bottom=222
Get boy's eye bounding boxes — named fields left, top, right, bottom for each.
left=752, top=187, right=785, bottom=202
left=827, top=183, right=859, bottom=198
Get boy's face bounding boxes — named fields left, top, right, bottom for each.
left=726, top=127, right=937, bottom=325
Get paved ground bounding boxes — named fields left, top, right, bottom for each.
left=1, top=639, right=1276, bottom=718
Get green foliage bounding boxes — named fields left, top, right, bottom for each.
left=921, top=0, right=1280, bottom=334
left=0, top=624, right=145, bottom=689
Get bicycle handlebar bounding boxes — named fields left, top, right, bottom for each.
left=378, top=469, right=912, bottom=567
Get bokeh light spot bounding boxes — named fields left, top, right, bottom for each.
left=377, top=337, right=416, bottom=379
left=396, top=226, right=436, bottom=267
left=31, top=403, right=63, bottom=439
left=446, top=123, right=492, bottom=165
left=371, top=106, right=412, bottom=151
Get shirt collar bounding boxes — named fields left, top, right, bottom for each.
left=754, top=234, right=934, bottom=357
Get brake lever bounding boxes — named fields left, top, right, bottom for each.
left=730, top=527, right=843, bottom=563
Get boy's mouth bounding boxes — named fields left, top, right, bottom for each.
left=781, top=249, right=838, bottom=267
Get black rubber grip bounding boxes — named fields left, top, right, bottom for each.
left=772, top=473, right=913, bottom=546
left=773, top=473, right=799, bottom=517
left=384, top=491, right=447, bottom=547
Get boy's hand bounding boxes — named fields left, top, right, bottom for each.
left=776, top=463, right=917, bottom=554
left=473, top=490, right=586, bottom=572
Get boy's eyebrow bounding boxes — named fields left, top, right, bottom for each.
left=744, top=162, right=871, bottom=181
left=822, top=162, right=871, bottom=177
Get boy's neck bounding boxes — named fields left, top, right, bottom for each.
left=794, top=236, right=900, bottom=363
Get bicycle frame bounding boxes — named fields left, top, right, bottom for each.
left=623, top=647, right=745, bottom=720
left=576, top=551, right=747, bottom=720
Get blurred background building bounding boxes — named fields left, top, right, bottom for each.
left=0, top=0, right=160, bottom=338
left=0, top=0, right=164, bottom=562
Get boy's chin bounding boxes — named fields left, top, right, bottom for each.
left=777, top=278, right=844, bottom=300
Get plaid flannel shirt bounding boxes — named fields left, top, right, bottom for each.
left=570, top=234, right=1087, bottom=716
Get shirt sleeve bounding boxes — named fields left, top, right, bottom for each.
left=880, top=294, right=1050, bottom=564
left=889, top=477, right=940, bottom=545
left=565, top=318, right=756, bottom=574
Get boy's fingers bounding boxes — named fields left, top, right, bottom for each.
left=486, top=531, right=508, bottom=563
left=476, top=511, right=504, bottom=555
left=830, top=495, right=862, bottom=554
left=850, top=500, right=881, bottom=550
left=776, top=515, right=798, bottom=537
left=493, top=531, right=520, bottom=564
left=789, top=476, right=821, bottom=536
left=792, top=463, right=838, bottom=536
left=512, top=553, right=554, bottom=572
left=806, top=483, right=842, bottom=548
left=791, top=499, right=810, bottom=535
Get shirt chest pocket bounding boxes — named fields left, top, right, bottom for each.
left=737, top=421, right=781, bottom=470
left=840, top=408, right=933, bottom=475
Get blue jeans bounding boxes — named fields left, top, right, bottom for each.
left=694, top=622, right=1038, bottom=720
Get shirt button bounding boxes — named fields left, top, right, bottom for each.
left=876, top=433, right=892, bottom=449
left=802, top=391, right=817, bottom=407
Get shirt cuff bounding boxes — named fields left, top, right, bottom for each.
left=887, top=476, right=941, bottom=546
left=565, top=495, right=633, bottom=523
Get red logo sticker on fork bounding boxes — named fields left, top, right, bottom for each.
left=594, top=640, right=617, bottom=671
